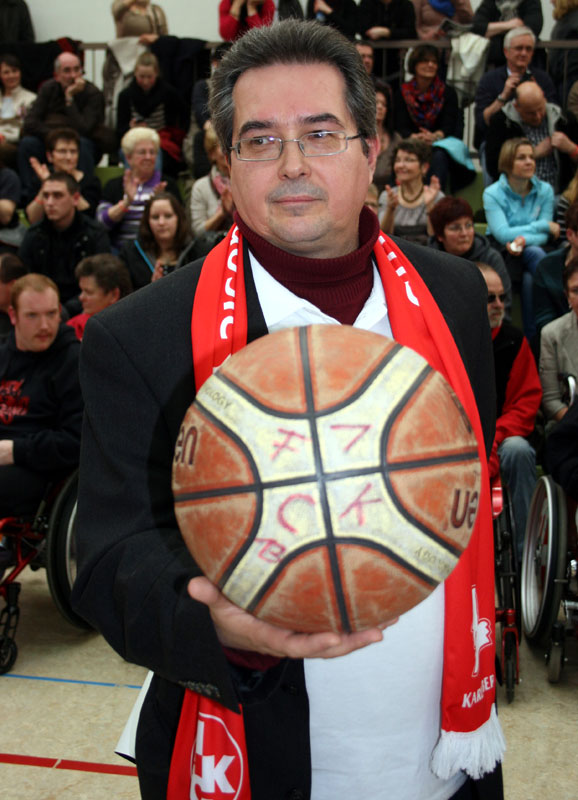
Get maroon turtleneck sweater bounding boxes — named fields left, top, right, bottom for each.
left=235, top=206, right=380, bottom=325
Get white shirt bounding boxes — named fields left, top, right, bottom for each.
left=249, top=252, right=466, bottom=800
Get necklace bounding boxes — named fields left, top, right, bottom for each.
left=400, top=182, right=424, bottom=203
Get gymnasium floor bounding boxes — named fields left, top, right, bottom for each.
left=1, top=568, right=577, bottom=800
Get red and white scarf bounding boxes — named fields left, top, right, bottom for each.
left=168, top=224, right=505, bottom=797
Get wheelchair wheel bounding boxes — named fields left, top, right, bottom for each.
left=0, top=636, right=17, bottom=674
left=521, top=476, right=567, bottom=646
left=494, top=486, right=521, bottom=637
left=45, top=472, right=91, bottom=630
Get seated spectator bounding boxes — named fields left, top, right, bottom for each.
left=357, top=0, right=417, bottom=79
left=556, top=165, right=578, bottom=239
left=119, top=191, right=192, bottom=289
left=413, top=0, right=473, bottom=41
left=19, top=172, right=111, bottom=315
left=0, top=274, right=82, bottom=524
left=306, top=0, right=358, bottom=38
left=373, top=80, right=401, bottom=194
left=355, top=41, right=374, bottom=76
left=478, top=263, right=542, bottom=560
left=473, top=28, right=557, bottom=159
left=0, top=253, right=27, bottom=342
left=539, top=259, right=578, bottom=429
left=19, top=52, right=114, bottom=204
left=116, top=52, right=186, bottom=177
left=483, top=138, right=557, bottom=340
left=545, top=397, right=578, bottom=499
left=429, top=196, right=512, bottom=310
left=534, top=202, right=578, bottom=333
left=25, top=128, right=101, bottom=221
left=97, top=127, right=181, bottom=252
left=0, top=160, right=23, bottom=250
left=378, top=138, right=443, bottom=246
left=395, top=44, right=461, bottom=189
left=0, top=0, right=34, bottom=42
left=219, top=0, right=275, bottom=41
left=112, top=0, right=168, bottom=44
left=471, top=0, right=542, bottom=67
left=67, top=254, right=132, bottom=340
left=189, top=126, right=233, bottom=242
left=364, top=182, right=379, bottom=215
left=485, top=81, right=578, bottom=192
left=0, top=53, right=36, bottom=169
left=550, top=0, right=578, bottom=104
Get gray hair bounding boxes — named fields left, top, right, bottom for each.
left=209, top=19, right=376, bottom=157
left=504, top=26, right=536, bottom=49
left=121, top=126, right=160, bottom=156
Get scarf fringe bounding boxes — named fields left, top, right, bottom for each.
left=431, top=705, right=506, bottom=781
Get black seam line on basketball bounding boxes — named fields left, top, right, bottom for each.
left=212, top=341, right=403, bottom=419
left=187, top=400, right=267, bottom=587
left=379, top=362, right=468, bottom=560
left=173, top=451, right=480, bottom=504
left=299, top=326, right=351, bottom=633
left=244, top=536, right=439, bottom=616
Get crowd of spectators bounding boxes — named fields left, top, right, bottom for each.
left=0, top=1, right=576, bottom=588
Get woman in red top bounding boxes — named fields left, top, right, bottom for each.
left=219, top=0, right=275, bottom=40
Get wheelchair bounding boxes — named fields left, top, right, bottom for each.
left=521, top=474, right=578, bottom=683
left=0, top=470, right=90, bottom=674
left=492, top=477, right=521, bottom=703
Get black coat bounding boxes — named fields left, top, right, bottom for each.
left=71, top=236, right=496, bottom=799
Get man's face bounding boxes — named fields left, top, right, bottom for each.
left=47, top=138, right=79, bottom=173
left=516, top=92, right=546, bottom=127
left=55, top=54, right=82, bottom=88
left=482, top=270, right=506, bottom=329
left=505, top=34, right=534, bottom=72
left=9, top=288, right=61, bottom=352
left=229, top=63, right=377, bottom=259
left=41, top=180, right=78, bottom=229
left=356, top=44, right=374, bottom=74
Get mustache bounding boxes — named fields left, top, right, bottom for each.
left=267, top=182, right=327, bottom=203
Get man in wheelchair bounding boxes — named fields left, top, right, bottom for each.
left=478, top=264, right=542, bottom=560
left=0, top=273, right=82, bottom=574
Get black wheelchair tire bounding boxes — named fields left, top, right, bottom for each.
left=45, top=472, right=91, bottom=630
left=521, top=476, right=567, bottom=646
left=0, top=635, right=17, bottom=674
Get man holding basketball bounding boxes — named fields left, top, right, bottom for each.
left=72, top=20, right=504, bottom=800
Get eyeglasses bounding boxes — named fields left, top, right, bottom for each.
left=446, top=222, right=474, bottom=233
left=230, top=131, right=362, bottom=161
left=487, top=293, right=507, bottom=304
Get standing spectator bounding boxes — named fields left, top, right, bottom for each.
left=358, top=0, right=417, bottom=79
left=474, top=27, right=557, bottom=154
left=219, top=0, right=275, bottom=40
left=534, top=202, right=578, bottom=333
left=550, top=0, right=578, bottom=104
left=413, top=0, right=473, bottom=42
left=485, top=81, right=578, bottom=192
left=19, top=173, right=111, bottom=314
left=67, top=254, right=132, bottom=340
left=471, top=0, right=542, bottom=67
left=0, top=0, right=34, bottom=42
left=116, top=52, right=187, bottom=177
left=373, top=79, right=401, bottom=193
left=395, top=44, right=461, bottom=188
left=306, top=0, right=358, bottom=38
left=119, top=192, right=192, bottom=289
left=97, top=128, right=181, bottom=251
left=112, top=0, right=168, bottom=44
left=379, top=138, right=443, bottom=245
left=0, top=53, right=35, bottom=169
left=483, top=137, right=557, bottom=341
left=539, top=258, right=578, bottom=429
left=24, top=128, right=101, bottom=221
left=355, top=40, right=375, bottom=75
left=19, top=52, right=113, bottom=203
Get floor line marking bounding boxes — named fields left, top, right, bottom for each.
left=0, top=753, right=137, bottom=776
left=1, top=673, right=142, bottom=689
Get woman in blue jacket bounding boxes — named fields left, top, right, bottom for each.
left=483, top=137, right=559, bottom=340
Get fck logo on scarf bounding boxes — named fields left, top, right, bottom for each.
left=190, top=711, right=248, bottom=800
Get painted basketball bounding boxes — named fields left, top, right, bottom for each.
left=172, top=325, right=481, bottom=633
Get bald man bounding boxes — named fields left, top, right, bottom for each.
left=486, top=81, right=578, bottom=191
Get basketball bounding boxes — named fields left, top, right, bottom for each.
left=172, top=325, right=481, bottom=633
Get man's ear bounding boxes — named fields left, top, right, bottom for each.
left=7, top=305, right=16, bottom=326
left=72, top=191, right=81, bottom=206
left=110, top=287, right=121, bottom=304
left=366, top=135, right=380, bottom=177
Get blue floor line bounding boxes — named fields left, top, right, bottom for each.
left=1, top=673, right=142, bottom=689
